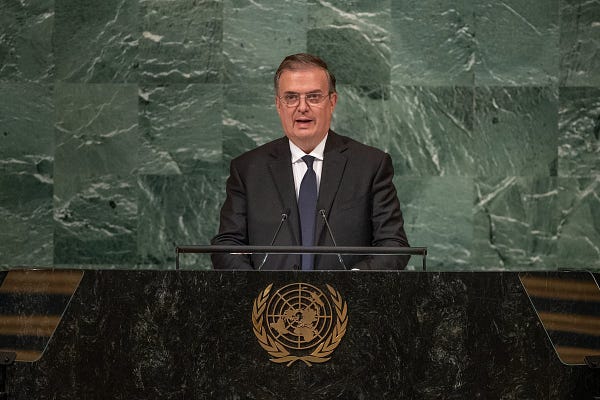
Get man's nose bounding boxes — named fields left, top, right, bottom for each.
left=297, top=96, right=309, bottom=111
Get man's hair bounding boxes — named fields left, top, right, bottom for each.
left=274, top=53, right=337, bottom=94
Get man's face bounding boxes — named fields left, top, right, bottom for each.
left=275, top=67, right=337, bottom=153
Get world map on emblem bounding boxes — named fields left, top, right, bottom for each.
left=266, top=283, right=334, bottom=350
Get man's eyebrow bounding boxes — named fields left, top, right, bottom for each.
left=282, top=90, right=324, bottom=94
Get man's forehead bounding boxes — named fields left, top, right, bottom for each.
left=279, top=67, right=328, bottom=85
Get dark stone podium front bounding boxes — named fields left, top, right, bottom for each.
left=6, top=271, right=600, bottom=399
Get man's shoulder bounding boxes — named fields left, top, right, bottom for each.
left=231, top=136, right=288, bottom=166
left=329, top=131, right=388, bottom=160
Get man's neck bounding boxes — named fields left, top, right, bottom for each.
left=289, top=134, right=328, bottom=159
left=289, top=132, right=329, bottom=154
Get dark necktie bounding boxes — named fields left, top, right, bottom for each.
left=298, top=155, right=317, bottom=270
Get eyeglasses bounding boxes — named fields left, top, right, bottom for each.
left=278, top=92, right=330, bottom=107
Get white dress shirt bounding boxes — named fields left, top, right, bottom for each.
left=289, top=134, right=327, bottom=199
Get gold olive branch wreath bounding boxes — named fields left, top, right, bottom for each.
left=252, top=283, right=348, bottom=366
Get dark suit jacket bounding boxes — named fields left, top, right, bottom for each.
left=211, top=131, right=410, bottom=270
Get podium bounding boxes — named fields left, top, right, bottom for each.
left=1, top=269, right=599, bottom=399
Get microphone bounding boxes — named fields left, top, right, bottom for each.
left=258, top=208, right=290, bottom=270
left=319, top=209, right=348, bottom=270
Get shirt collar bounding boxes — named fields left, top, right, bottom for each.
left=289, top=134, right=328, bottom=164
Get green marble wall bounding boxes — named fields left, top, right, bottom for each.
left=1, top=0, right=599, bottom=271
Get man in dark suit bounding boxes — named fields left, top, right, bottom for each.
left=212, top=53, right=409, bottom=270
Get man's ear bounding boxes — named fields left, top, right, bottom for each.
left=329, top=92, right=338, bottom=110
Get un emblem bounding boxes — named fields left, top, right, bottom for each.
left=252, top=283, right=348, bottom=366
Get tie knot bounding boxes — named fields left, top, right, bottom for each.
left=302, top=155, right=315, bottom=169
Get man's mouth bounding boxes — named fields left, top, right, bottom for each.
left=295, top=117, right=313, bottom=126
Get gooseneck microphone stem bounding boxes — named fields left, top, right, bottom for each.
left=258, top=209, right=289, bottom=270
left=319, top=209, right=348, bottom=270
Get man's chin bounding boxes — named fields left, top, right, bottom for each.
left=292, top=128, right=316, bottom=137
left=294, top=122, right=315, bottom=130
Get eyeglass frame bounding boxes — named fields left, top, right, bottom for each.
left=277, top=91, right=333, bottom=107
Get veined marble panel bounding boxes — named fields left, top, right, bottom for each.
left=332, top=85, right=394, bottom=151
left=473, top=177, right=558, bottom=269
left=0, top=0, right=54, bottom=83
left=556, top=177, right=600, bottom=269
left=54, top=0, right=138, bottom=82
left=0, top=173, right=53, bottom=268
left=307, top=0, right=391, bottom=85
left=137, top=173, right=225, bottom=268
left=0, top=84, right=54, bottom=267
left=222, top=83, right=282, bottom=162
left=53, top=174, right=138, bottom=264
left=558, top=87, right=600, bottom=177
left=475, top=0, right=559, bottom=85
left=0, top=84, right=54, bottom=174
left=473, top=86, right=558, bottom=176
left=139, top=0, right=223, bottom=83
left=559, top=0, right=600, bottom=86
left=54, top=83, right=139, bottom=177
left=389, top=85, right=475, bottom=176
left=138, top=84, right=223, bottom=174
left=338, top=85, right=474, bottom=176
left=391, top=0, right=475, bottom=86
left=223, top=0, right=307, bottom=83
left=395, top=176, right=473, bottom=270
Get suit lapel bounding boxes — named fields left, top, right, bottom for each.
left=267, top=138, right=300, bottom=245
left=315, top=132, right=348, bottom=244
